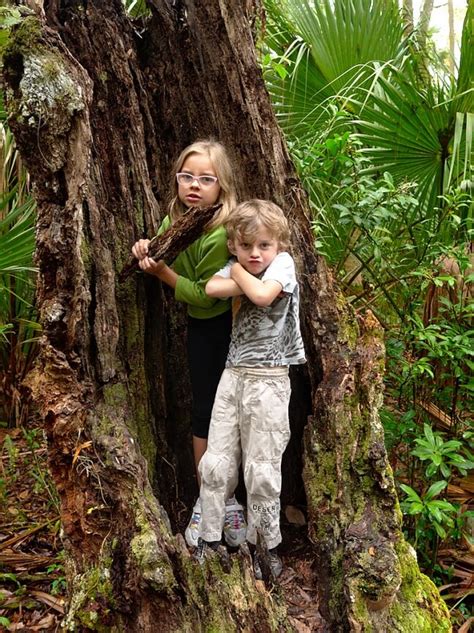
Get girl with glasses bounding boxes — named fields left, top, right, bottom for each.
left=132, top=140, right=247, bottom=550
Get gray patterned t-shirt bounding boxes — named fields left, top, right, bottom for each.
left=216, top=252, right=306, bottom=367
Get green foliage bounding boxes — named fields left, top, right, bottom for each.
left=22, top=427, right=60, bottom=512
left=386, top=241, right=473, bottom=413
left=380, top=407, right=417, bottom=452
left=262, top=0, right=473, bottom=615
left=400, top=480, right=457, bottom=541
left=0, top=110, right=39, bottom=426
left=121, top=0, right=151, bottom=19
left=290, top=128, right=472, bottom=330
left=2, top=433, right=19, bottom=476
left=0, top=5, right=22, bottom=57
left=263, top=0, right=405, bottom=133
left=412, top=424, right=474, bottom=479
left=0, top=475, right=6, bottom=508
left=263, top=0, right=473, bottom=213
left=47, top=560, right=66, bottom=596
left=399, top=419, right=473, bottom=566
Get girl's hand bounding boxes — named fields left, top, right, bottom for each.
left=138, top=257, right=166, bottom=275
left=132, top=238, right=151, bottom=260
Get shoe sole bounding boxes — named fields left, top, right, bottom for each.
left=224, top=534, right=247, bottom=547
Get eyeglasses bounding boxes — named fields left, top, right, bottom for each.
left=176, top=172, right=218, bottom=188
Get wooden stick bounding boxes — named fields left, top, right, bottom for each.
left=119, top=203, right=223, bottom=282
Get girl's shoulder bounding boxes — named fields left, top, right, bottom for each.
left=159, top=216, right=226, bottom=240
left=158, top=215, right=172, bottom=235
left=199, top=223, right=227, bottom=246
left=206, top=224, right=227, bottom=238
left=193, top=225, right=228, bottom=263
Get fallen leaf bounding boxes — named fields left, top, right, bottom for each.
left=285, top=505, right=306, bottom=526
left=288, top=615, right=312, bottom=632
left=453, top=474, right=474, bottom=494
left=30, top=590, right=65, bottom=614
left=458, top=617, right=474, bottom=633
left=28, top=613, right=56, bottom=630
left=72, top=441, right=92, bottom=466
left=297, top=586, right=312, bottom=603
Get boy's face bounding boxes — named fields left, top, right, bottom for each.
left=229, top=225, right=280, bottom=276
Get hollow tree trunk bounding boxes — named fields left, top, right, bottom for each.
left=3, top=1, right=451, bottom=630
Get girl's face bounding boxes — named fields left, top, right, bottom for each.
left=177, top=153, right=221, bottom=208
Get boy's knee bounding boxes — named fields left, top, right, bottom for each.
left=199, top=452, right=229, bottom=491
left=244, top=461, right=281, bottom=498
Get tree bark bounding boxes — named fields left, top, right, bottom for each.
left=119, top=203, right=222, bottom=281
left=418, top=0, right=435, bottom=51
left=401, top=0, right=414, bottom=35
left=3, top=1, right=451, bottom=630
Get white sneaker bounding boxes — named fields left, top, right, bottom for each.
left=185, top=499, right=201, bottom=548
left=223, top=497, right=247, bottom=547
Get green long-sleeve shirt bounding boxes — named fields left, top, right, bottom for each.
left=159, top=216, right=231, bottom=319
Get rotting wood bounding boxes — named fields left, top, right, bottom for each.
left=119, top=203, right=222, bottom=281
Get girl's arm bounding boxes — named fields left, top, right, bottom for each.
left=230, top=262, right=282, bottom=307
left=205, top=275, right=243, bottom=298
left=136, top=256, right=179, bottom=288
left=173, top=229, right=230, bottom=308
left=132, top=236, right=179, bottom=287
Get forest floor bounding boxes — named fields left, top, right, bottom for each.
left=0, top=424, right=64, bottom=632
left=0, top=422, right=325, bottom=632
left=0, top=422, right=471, bottom=632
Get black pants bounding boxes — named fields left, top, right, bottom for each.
left=187, top=310, right=232, bottom=439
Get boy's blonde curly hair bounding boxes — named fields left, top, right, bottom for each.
left=225, top=199, right=290, bottom=251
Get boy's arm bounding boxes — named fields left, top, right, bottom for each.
left=230, top=262, right=283, bottom=307
left=205, top=274, right=244, bottom=298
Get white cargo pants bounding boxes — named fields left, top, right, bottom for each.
left=199, top=366, right=291, bottom=550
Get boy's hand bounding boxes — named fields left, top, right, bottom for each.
left=229, top=261, right=282, bottom=307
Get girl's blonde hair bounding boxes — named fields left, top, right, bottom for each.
left=168, top=140, right=237, bottom=228
left=225, top=199, right=290, bottom=251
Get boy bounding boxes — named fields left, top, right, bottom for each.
left=198, top=199, right=305, bottom=578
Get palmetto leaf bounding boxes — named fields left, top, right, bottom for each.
left=353, top=67, right=473, bottom=210
left=0, top=195, right=36, bottom=273
left=264, top=0, right=473, bottom=208
left=0, top=116, right=39, bottom=425
left=121, top=0, right=150, bottom=18
left=263, top=0, right=472, bottom=321
left=454, top=1, right=474, bottom=117
left=264, top=0, right=406, bottom=134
